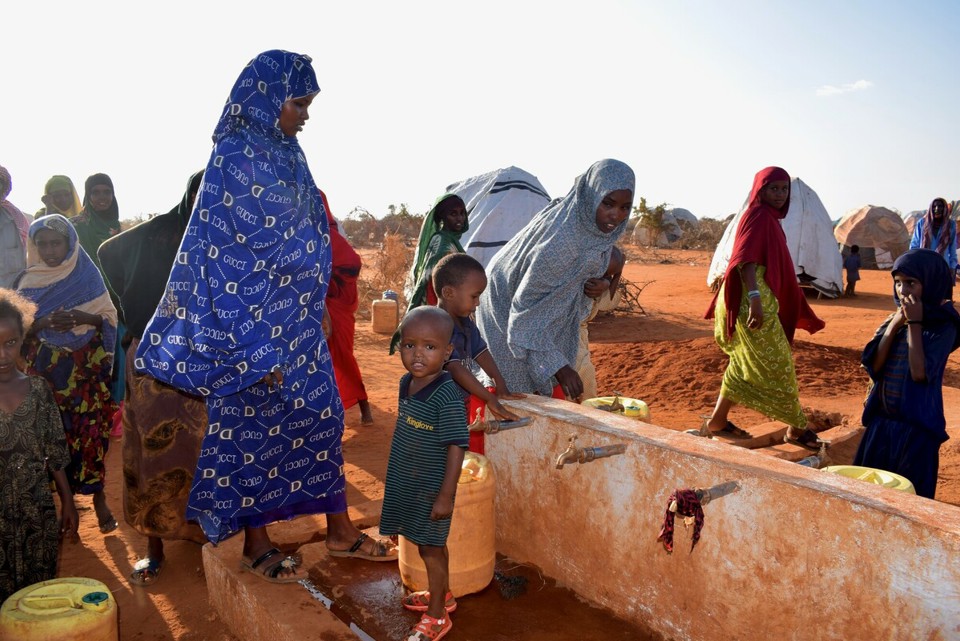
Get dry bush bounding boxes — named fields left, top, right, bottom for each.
left=677, top=217, right=727, bottom=251
left=357, top=232, right=412, bottom=319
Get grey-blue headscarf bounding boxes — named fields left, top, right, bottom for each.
left=476, top=159, right=634, bottom=394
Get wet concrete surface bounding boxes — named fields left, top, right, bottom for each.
left=306, top=553, right=662, bottom=640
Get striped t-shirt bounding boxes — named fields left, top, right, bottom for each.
left=379, top=371, right=469, bottom=546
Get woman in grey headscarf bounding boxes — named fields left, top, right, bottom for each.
left=476, top=159, right=634, bottom=399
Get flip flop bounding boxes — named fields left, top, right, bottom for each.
left=784, top=428, right=829, bottom=452
left=240, top=547, right=303, bottom=584
left=130, top=557, right=163, bottom=587
left=713, top=421, right=752, bottom=439
left=328, top=532, right=398, bottom=562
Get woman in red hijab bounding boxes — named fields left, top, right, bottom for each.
left=321, top=191, right=373, bottom=424
left=704, top=167, right=826, bottom=449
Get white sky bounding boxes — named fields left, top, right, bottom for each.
left=3, top=1, right=958, bottom=222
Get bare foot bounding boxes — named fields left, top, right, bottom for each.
left=359, top=399, right=374, bottom=425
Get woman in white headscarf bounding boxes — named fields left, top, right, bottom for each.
left=476, top=159, right=634, bottom=399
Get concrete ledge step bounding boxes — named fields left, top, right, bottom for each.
left=203, top=499, right=385, bottom=641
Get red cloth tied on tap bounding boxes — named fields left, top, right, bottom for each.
left=657, top=488, right=705, bottom=553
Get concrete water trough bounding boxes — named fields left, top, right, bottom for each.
left=204, top=396, right=960, bottom=640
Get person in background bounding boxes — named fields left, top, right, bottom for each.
left=575, top=245, right=624, bottom=401
left=321, top=189, right=374, bottom=425
left=910, top=198, right=957, bottom=280
left=704, top=166, right=826, bottom=447
left=0, top=165, right=30, bottom=288
left=72, top=173, right=126, bottom=412
left=843, top=245, right=861, bottom=298
left=432, top=252, right=523, bottom=454
left=476, top=159, right=634, bottom=401
left=35, top=175, right=82, bottom=220
left=0, top=289, right=79, bottom=603
left=16, top=215, right=119, bottom=535
left=135, top=50, right=396, bottom=583
left=855, top=249, right=960, bottom=499
left=97, top=170, right=208, bottom=586
left=380, top=306, right=468, bottom=641
left=391, top=194, right=469, bottom=354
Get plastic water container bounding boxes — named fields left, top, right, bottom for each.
left=371, top=294, right=399, bottom=334
left=0, top=577, right=118, bottom=641
left=582, top=396, right=650, bottom=421
left=399, top=452, right=496, bottom=597
left=822, top=465, right=916, bottom=494
left=382, top=289, right=398, bottom=301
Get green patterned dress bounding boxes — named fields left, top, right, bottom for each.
left=0, top=377, right=70, bottom=602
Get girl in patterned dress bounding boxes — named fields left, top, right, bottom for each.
left=855, top=249, right=960, bottom=498
left=16, top=214, right=119, bottom=533
left=381, top=306, right=469, bottom=641
left=0, top=289, right=78, bottom=602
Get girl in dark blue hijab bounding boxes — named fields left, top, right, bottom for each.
left=855, top=249, right=960, bottom=498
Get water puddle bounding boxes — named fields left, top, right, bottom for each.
left=304, top=553, right=662, bottom=640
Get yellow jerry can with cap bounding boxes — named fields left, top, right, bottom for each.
left=399, top=452, right=496, bottom=597
left=0, top=577, right=118, bottom=641
left=822, top=465, right=916, bottom=494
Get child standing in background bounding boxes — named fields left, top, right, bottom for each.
left=576, top=246, right=624, bottom=400
left=0, top=289, right=79, bottom=602
left=844, top=245, right=861, bottom=297
left=855, top=249, right=960, bottom=498
left=433, top=253, right=524, bottom=453
left=380, top=306, right=469, bottom=641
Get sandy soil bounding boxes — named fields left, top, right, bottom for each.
left=57, top=247, right=960, bottom=639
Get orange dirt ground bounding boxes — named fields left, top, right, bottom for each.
left=58, top=248, right=960, bottom=640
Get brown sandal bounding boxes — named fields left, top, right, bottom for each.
left=327, top=532, right=398, bottom=562
left=784, top=428, right=828, bottom=451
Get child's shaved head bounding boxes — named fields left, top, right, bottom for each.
left=399, top=305, right=455, bottom=343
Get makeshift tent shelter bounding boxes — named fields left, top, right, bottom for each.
left=670, top=208, right=698, bottom=226
left=834, top=205, right=909, bottom=269
left=631, top=207, right=697, bottom=247
left=902, top=210, right=925, bottom=237
left=446, top=166, right=551, bottom=268
left=707, top=177, right=843, bottom=298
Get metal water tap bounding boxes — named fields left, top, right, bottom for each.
left=555, top=435, right=627, bottom=469
left=467, top=409, right=532, bottom=434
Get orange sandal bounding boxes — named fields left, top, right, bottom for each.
left=406, top=613, right=452, bottom=641
left=402, top=590, right=457, bottom=613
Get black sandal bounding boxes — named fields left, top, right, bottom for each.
left=784, top=428, right=828, bottom=451
left=240, top=547, right=302, bottom=583
left=714, top=420, right=752, bottom=439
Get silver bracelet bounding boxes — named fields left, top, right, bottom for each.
left=747, top=290, right=761, bottom=299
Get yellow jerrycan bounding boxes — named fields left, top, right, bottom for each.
left=0, top=577, right=118, bottom=641
left=399, top=452, right=496, bottom=597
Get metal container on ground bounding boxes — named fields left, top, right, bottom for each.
left=398, top=452, right=496, bottom=597
left=0, top=577, right=118, bottom=641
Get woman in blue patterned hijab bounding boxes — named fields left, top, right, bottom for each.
left=136, top=50, right=395, bottom=581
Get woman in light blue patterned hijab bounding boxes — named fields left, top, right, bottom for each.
left=476, top=159, right=634, bottom=397
left=137, top=50, right=395, bottom=578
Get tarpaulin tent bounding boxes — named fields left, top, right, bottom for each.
left=631, top=208, right=697, bottom=247
left=708, top=177, right=843, bottom=298
left=834, top=205, right=909, bottom=269
left=445, top=166, right=551, bottom=269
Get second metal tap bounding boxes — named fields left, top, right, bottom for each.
left=556, top=435, right=627, bottom=469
